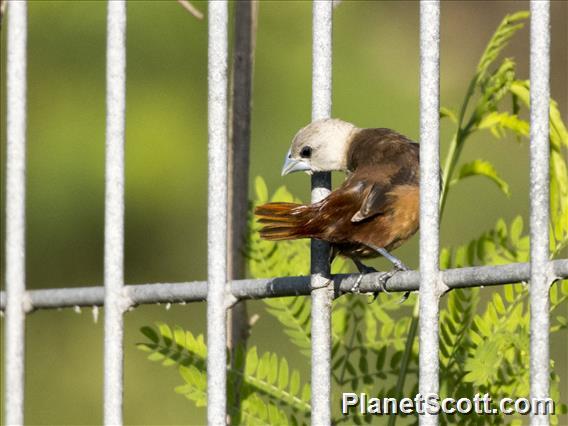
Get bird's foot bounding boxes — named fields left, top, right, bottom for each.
left=351, top=274, right=363, bottom=294
left=378, top=270, right=393, bottom=293
left=387, top=260, right=411, bottom=303
left=351, top=263, right=377, bottom=294
left=350, top=259, right=378, bottom=295
left=369, top=267, right=412, bottom=303
left=368, top=270, right=393, bottom=302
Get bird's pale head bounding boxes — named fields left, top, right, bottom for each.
left=281, top=118, right=357, bottom=176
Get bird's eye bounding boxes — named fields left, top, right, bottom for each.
left=300, top=146, right=312, bottom=158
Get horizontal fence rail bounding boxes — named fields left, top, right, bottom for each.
left=2, top=260, right=567, bottom=311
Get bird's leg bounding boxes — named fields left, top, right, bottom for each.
left=351, top=259, right=377, bottom=294
left=372, top=246, right=410, bottom=271
left=366, top=244, right=411, bottom=301
left=353, top=258, right=378, bottom=274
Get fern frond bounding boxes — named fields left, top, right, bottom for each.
left=264, top=297, right=312, bottom=356
left=450, top=159, right=511, bottom=196
left=478, top=111, right=529, bottom=139
left=137, top=324, right=312, bottom=423
left=475, top=11, right=529, bottom=84
left=248, top=177, right=350, bottom=357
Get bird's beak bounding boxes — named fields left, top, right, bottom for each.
left=281, top=149, right=311, bottom=176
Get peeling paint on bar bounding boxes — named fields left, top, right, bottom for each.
left=529, top=2, right=551, bottom=425
left=418, top=1, right=441, bottom=425
left=1, top=260, right=567, bottom=311
left=206, top=1, right=229, bottom=424
left=103, top=1, right=127, bottom=424
left=4, top=2, right=28, bottom=425
left=310, top=1, right=334, bottom=424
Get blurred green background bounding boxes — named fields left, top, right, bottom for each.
left=1, top=1, right=567, bottom=424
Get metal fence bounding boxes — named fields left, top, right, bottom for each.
left=2, top=1, right=567, bottom=425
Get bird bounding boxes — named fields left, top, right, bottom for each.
left=254, top=118, right=419, bottom=294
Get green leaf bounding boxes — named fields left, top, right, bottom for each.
left=358, top=353, right=369, bottom=375
left=173, top=325, right=186, bottom=348
left=450, top=159, right=510, bottom=196
left=464, top=339, right=502, bottom=385
left=364, top=308, right=377, bottom=344
left=271, top=185, right=295, bottom=203
left=493, top=293, right=506, bottom=315
left=289, top=370, right=300, bottom=397
left=475, top=11, right=529, bottom=84
left=246, top=346, right=259, bottom=376
left=475, top=58, right=517, bottom=118
left=140, top=326, right=159, bottom=343
left=478, top=111, right=529, bottom=138
left=257, top=352, right=270, bottom=381
left=136, top=343, right=155, bottom=353
left=440, top=106, right=458, bottom=123
left=375, top=346, right=387, bottom=370
left=156, top=322, right=173, bottom=347
left=147, top=351, right=165, bottom=362
left=255, top=175, right=269, bottom=203
left=180, top=365, right=204, bottom=388
left=510, top=80, right=568, bottom=150
left=439, top=248, right=451, bottom=270
left=510, top=215, right=523, bottom=247
left=504, top=285, right=515, bottom=303
left=268, top=353, right=278, bottom=385
left=278, top=357, right=289, bottom=390
left=301, top=384, right=311, bottom=403
left=390, top=351, right=403, bottom=370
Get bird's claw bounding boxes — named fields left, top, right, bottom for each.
left=398, top=291, right=411, bottom=304
left=351, top=274, right=363, bottom=294
left=369, top=267, right=412, bottom=303
left=391, top=262, right=411, bottom=303
left=352, top=258, right=410, bottom=303
left=367, top=270, right=391, bottom=302
left=378, top=270, right=393, bottom=294
left=351, top=265, right=377, bottom=294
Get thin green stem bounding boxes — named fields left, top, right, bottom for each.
left=338, top=309, right=362, bottom=386
left=440, top=76, right=478, bottom=217
left=387, top=299, right=419, bottom=426
left=457, top=77, right=478, bottom=126
left=439, top=130, right=471, bottom=220
left=439, top=133, right=459, bottom=216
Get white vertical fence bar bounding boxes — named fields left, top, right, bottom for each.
left=103, top=1, right=127, bottom=424
left=529, top=1, right=551, bottom=425
left=310, top=1, right=333, bottom=424
left=4, top=1, right=28, bottom=425
left=206, top=1, right=229, bottom=424
left=418, top=1, right=441, bottom=425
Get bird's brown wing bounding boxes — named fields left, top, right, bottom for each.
left=333, top=163, right=396, bottom=224
left=350, top=182, right=389, bottom=222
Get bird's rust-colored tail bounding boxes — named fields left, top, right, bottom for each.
left=255, top=202, right=313, bottom=241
